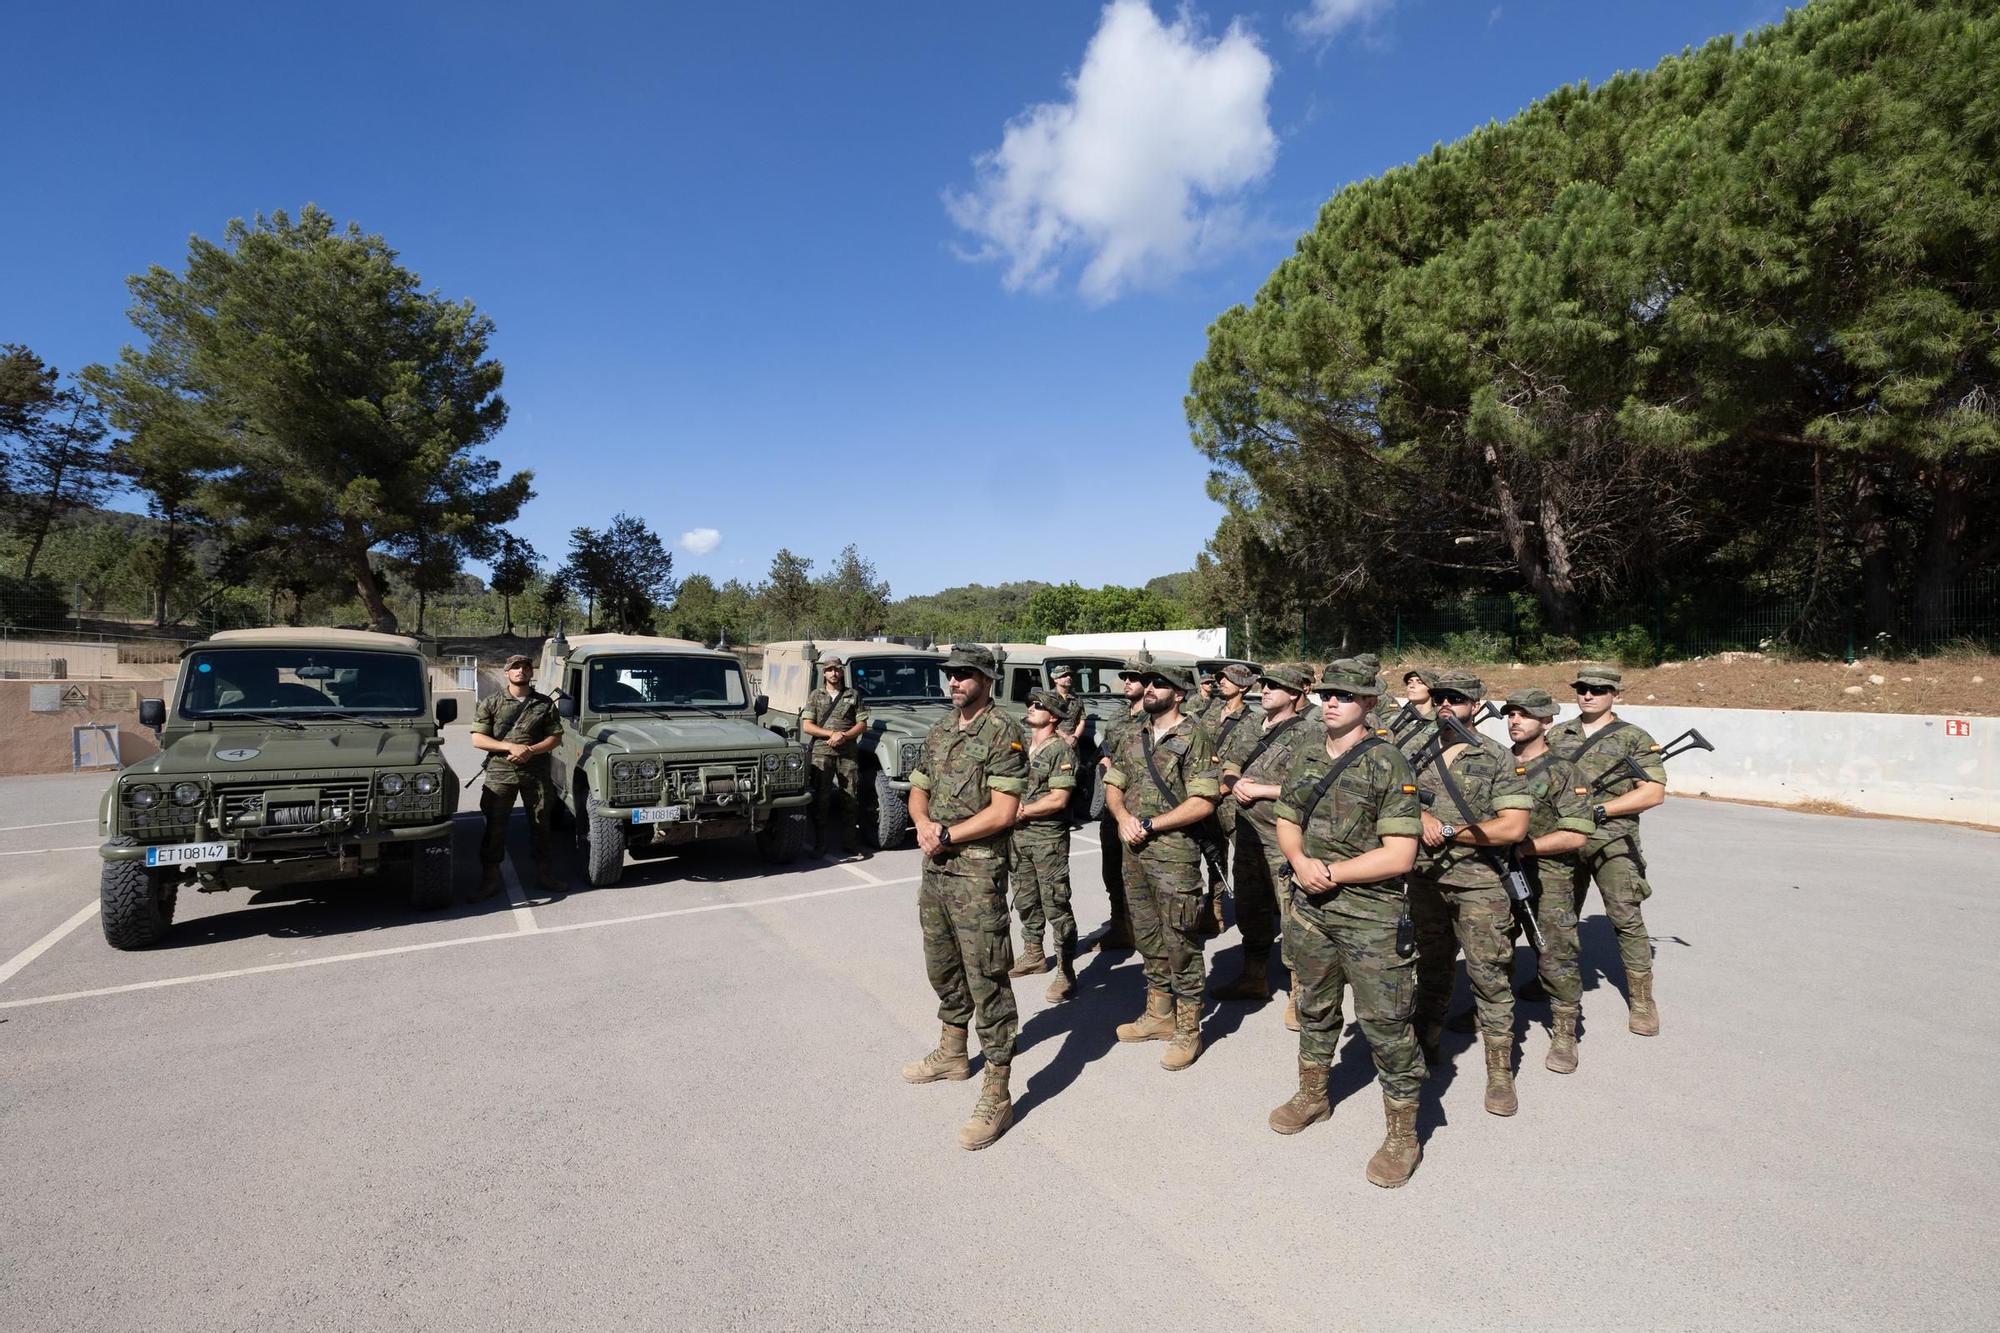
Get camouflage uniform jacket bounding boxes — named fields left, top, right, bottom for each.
left=1274, top=738, right=1422, bottom=870
left=1515, top=749, right=1597, bottom=865
left=1199, top=700, right=1255, bottom=765
left=908, top=705, right=1029, bottom=850
left=1545, top=716, right=1667, bottom=853
left=1394, top=713, right=1438, bottom=764
left=1016, top=735, right=1078, bottom=844
left=1220, top=711, right=1314, bottom=834
left=469, top=689, right=562, bottom=788
left=1411, top=733, right=1534, bottom=889
left=802, top=686, right=864, bottom=765
left=1051, top=689, right=1087, bottom=742
left=1105, top=713, right=1220, bottom=864
left=1101, top=703, right=1145, bottom=766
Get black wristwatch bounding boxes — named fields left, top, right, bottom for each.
left=1591, top=804, right=1609, bottom=826
left=1140, top=817, right=1154, bottom=837
left=938, top=824, right=954, bottom=847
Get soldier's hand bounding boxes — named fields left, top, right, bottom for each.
left=1291, top=857, right=1335, bottom=893
left=915, top=819, right=943, bottom=856
left=1420, top=810, right=1447, bottom=849
left=505, top=743, right=533, bottom=765
left=1118, top=814, right=1147, bottom=847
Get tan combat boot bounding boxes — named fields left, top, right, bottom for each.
left=957, top=1062, right=1013, bottom=1151
left=1212, top=952, right=1268, bottom=1002
left=474, top=864, right=503, bottom=900
left=1116, top=989, right=1175, bottom=1042
left=1161, top=999, right=1203, bottom=1071
left=1045, top=944, right=1077, bottom=1003
left=900, top=1023, right=972, bottom=1083
left=1546, top=1002, right=1580, bottom=1074
left=1268, top=1059, right=1332, bottom=1134
left=1008, top=937, right=1047, bottom=977
left=1366, top=1093, right=1422, bottom=1188
left=1482, top=1032, right=1518, bottom=1117
left=1627, top=971, right=1660, bottom=1036
left=1282, top=989, right=1300, bottom=1032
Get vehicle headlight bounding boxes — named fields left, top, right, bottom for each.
left=172, top=781, right=203, bottom=806
left=380, top=773, right=406, bottom=795
left=614, top=761, right=634, bottom=780
left=384, top=797, right=400, bottom=812
left=412, top=772, right=438, bottom=796
left=129, top=784, right=160, bottom=809
left=637, top=760, right=660, bottom=780
left=784, top=751, right=805, bottom=771
left=763, top=754, right=780, bottom=772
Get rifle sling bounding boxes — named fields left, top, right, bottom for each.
left=1292, top=736, right=1386, bottom=832
left=1239, top=714, right=1304, bottom=775
left=1418, top=729, right=1509, bottom=878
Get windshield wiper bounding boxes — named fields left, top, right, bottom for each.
left=213, top=711, right=306, bottom=730
left=313, top=710, right=388, bottom=728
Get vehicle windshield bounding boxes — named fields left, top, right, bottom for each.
left=1045, top=658, right=1126, bottom=697
left=178, top=648, right=426, bottom=719
left=587, top=655, right=748, bottom=711
left=849, top=656, right=947, bottom=702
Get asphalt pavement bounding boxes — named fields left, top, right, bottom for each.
left=1, top=725, right=1995, bottom=1331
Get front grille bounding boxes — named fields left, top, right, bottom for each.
left=668, top=761, right=760, bottom=803
left=121, top=800, right=201, bottom=842
left=898, top=741, right=923, bottom=776
left=219, top=781, right=371, bottom=827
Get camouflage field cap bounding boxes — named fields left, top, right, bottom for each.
left=1220, top=663, right=1257, bottom=687
left=1146, top=663, right=1197, bottom=693
left=1314, top=658, right=1378, bottom=695
left=1402, top=667, right=1437, bottom=686
left=1573, top=662, right=1623, bottom=689
left=1258, top=662, right=1314, bottom=693
left=1501, top=686, right=1558, bottom=720
left=819, top=654, right=845, bottom=669
left=1432, top=668, right=1486, bottom=701
left=1353, top=653, right=1382, bottom=674
left=1048, top=662, right=1073, bottom=680
left=943, top=644, right=999, bottom=680
left=1027, top=687, right=1067, bottom=715
left=1117, top=649, right=1156, bottom=680
left=503, top=653, right=534, bottom=669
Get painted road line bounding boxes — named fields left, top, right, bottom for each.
left=500, top=857, right=539, bottom=933
left=838, top=860, right=887, bottom=886
left=0, top=844, right=98, bottom=858
left=0, top=900, right=100, bottom=990
left=0, top=818, right=96, bottom=834
left=0, top=873, right=922, bottom=1012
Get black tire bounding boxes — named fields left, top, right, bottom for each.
left=99, top=837, right=177, bottom=950
left=864, top=768, right=908, bottom=850
left=406, top=836, right=454, bottom=910
left=577, top=789, right=626, bottom=887
left=1087, top=767, right=1108, bottom=820
left=757, top=811, right=808, bottom=864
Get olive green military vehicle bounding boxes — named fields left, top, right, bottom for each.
left=96, top=628, right=462, bottom=950
left=536, top=632, right=811, bottom=886
left=760, top=639, right=949, bottom=850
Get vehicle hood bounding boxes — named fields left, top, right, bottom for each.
left=860, top=701, right=952, bottom=740
left=130, top=726, right=439, bottom=777
left=580, top=715, right=785, bottom=753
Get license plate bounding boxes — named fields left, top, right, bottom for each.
left=630, top=805, right=686, bottom=825
left=146, top=841, right=232, bottom=867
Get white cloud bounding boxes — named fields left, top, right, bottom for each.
left=945, top=0, right=1277, bottom=304
left=1291, top=0, right=1394, bottom=41
left=678, top=527, right=721, bottom=556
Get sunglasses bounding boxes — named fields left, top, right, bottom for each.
left=1144, top=676, right=1178, bottom=690
left=1432, top=691, right=1471, bottom=705
left=945, top=667, right=983, bottom=681
left=1314, top=688, right=1358, bottom=704
left=1573, top=684, right=1615, bottom=696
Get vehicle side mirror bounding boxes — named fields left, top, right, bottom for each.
left=754, top=694, right=768, bottom=717
left=138, top=698, right=165, bottom=729
left=556, top=694, right=578, bottom=720
left=434, top=697, right=459, bottom=726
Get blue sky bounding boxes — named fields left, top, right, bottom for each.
left=5, top=0, right=1788, bottom=597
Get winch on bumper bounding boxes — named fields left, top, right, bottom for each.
left=608, top=762, right=810, bottom=852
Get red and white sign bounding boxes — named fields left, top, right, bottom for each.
left=1945, top=719, right=1971, bottom=737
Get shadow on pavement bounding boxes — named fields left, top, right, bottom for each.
left=1011, top=945, right=1149, bottom=1125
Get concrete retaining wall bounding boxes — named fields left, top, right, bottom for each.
left=1474, top=704, right=1998, bottom=826
left=0, top=677, right=170, bottom=777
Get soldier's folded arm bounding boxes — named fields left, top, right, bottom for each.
left=1601, top=778, right=1666, bottom=818
left=1457, top=796, right=1532, bottom=846
left=1527, top=828, right=1589, bottom=857
left=1328, top=833, right=1419, bottom=884
left=947, top=785, right=1020, bottom=843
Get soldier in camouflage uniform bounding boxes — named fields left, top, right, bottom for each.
left=1047, top=662, right=1090, bottom=820
left=1009, top=688, right=1080, bottom=1000
left=1392, top=668, right=1440, bottom=761
left=469, top=654, right=566, bottom=898
left=1352, top=654, right=1395, bottom=735
left=901, top=644, right=1029, bottom=1151
left=799, top=655, right=865, bottom=857
left=1092, top=653, right=1152, bottom=952
left=1213, top=662, right=1315, bottom=1011
left=1104, top=663, right=1221, bottom=1071
left=1501, top=687, right=1594, bottom=1073
left=1195, top=663, right=1257, bottom=937
left=1407, top=669, right=1534, bottom=1116
left=1546, top=664, right=1669, bottom=1036
left=1269, top=659, right=1425, bottom=1188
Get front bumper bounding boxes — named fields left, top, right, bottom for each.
left=99, top=819, right=456, bottom=864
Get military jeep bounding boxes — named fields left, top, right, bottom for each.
left=760, top=639, right=949, bottom=850
left=95, top=628, right=462, bottom=951
left=536, top=632, right=811, bottom=886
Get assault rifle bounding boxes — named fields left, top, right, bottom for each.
left=1420, top=708, right=1545, bottom=954
left=1588, top=728, right=1715, bottom=795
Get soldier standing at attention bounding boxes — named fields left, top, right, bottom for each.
left=1408, top=670, right=1533, bottom=1116
left=1009, top=689, right=1080, bottom=1000
left=1196, top=664, right=1257, bottom=937
left=1352, top=654, right=1395, bottom=734
left=469, top=654, right=566, bottom=898
left=1545, top=664, right=1668, bottom=1036
left=1500, top=687, right=1593, bottom=1073
left=1394, top=669, right=1441, bottom=762
left=902, top=645, right=1029, bottom=1151
left=1213, top=663, right=1316, bottom=1018
left=1269, top=660, right=1423, bottom=1187
left=1048, top=662, right=1088, bottom=748
left=799, top=655, right=864, bottom=858
left=1093, top=653, right=1152, bottom=952
left=1104, top=664, right=1221, bottom=1071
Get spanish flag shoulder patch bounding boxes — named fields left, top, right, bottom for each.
left=1574, top=786, right=1589, bottom=796
left=1401, top=784, right=1418, bottom=794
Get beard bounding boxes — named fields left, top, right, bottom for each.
left=1142, top=693, right=1175, bottom=716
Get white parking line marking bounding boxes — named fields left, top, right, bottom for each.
left=0, top=900, right=100, bottom=989
left=0, top=818, right=95, bottom=834
left=501, top=858, right=539, bottom=933
left=838, top=860, right=886, bottom=886
left=0, top=873, right=921, bottom=1012
left=0, top=844, right=98, bottom=858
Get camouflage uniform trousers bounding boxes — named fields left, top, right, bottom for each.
left=1230, top=817, right=1292, bottom=962
left=810, top=752, right=859, bottom=852
left=1571, top=834, right=1654, bottom=977
left=1099, top=809, right=1128, bottom=922
left=918, top=851, right=1019, bottom=1063
left=1125, top=844, right=1206, bottom=1003
left=480, top=769, right=556, bottom=867
left=1285, top=883, right=1423, bottom=1102
left=1514, top=859, right=1583, bottom=1005
left=1410, top=874, right=1516, bottom=1039
left=1008, top=826, right=1075, bottom=951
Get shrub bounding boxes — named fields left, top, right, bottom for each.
left=1582, top=624, right=1658, bottom=668
left=1439, top=629, right=1510, bottom=663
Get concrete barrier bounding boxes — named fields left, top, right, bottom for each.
left=1474, top=704, right=1998, bottom=826
left=0, top=677, right=170, bottom=777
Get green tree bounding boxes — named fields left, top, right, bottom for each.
left=0, top=349, right=116, bottom=580
left=489, top=532, right=540, bottom=637
left=762, top=547, right=816, bottom=638
left=813, top=544, right=890, bottom=638
left=87, top=205, right=531, bottom=632
left=564, top=513, right=676, bottom=633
